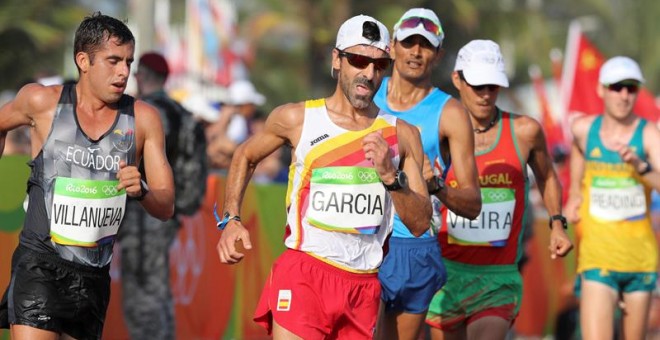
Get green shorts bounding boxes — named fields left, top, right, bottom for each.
left=426, top=259, right=522, bottom=331
left=575, top=269, right=657, bottom=296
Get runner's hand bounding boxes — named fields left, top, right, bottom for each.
left=548, top=227, right=573, bottom=259
left=362, top=130, right=396, bottom=181
left=216, top=221, right=252, bottom=264
left=116, top=161, right=142, bottom=198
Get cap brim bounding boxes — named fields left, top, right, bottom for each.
left=395, top=28, right=440, bottom=47
left=462, top=67, right=509, bottom=88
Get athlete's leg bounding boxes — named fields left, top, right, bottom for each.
left=579, top=279, right=618, bottom=340
left=620, top=291, right=652, bottom=340
left=273, top=319, right=304, bottom=340
left=10, top=325, right=59, bottom=340
left=466, top=316, right=509, bottom=340
left=377, top=310, right=427, bottom=340
left=429, top=322, right=466, bottom=340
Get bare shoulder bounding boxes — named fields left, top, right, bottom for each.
left=133, top=100, right=165, bottom=139
left=511, top=113, right=543, bottom=140
left=396, top=118, right=420, bottom=139
left=570, top=114, right=596, bottom=138
left=134, top=99, right=162, bottom=119
left=265, top=101, right=305, bottom=137
left=440, top=97, right=467, bottom=118
left=439, top=97, right=470, bottom=132
left=642, top=118, right=660, bottom=143
left=13, top=83, right=62, bottom=116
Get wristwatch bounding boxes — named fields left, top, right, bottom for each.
left=638, top=161, right=652, bottom=175
left=383, top=170, right=408, bottom=191
left=135, top=179, right=150, bottom=201
left=429, top=175, right=445, bottom=195
left=549, top=214, right=568, bottom=230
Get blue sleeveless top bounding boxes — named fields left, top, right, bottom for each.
left=374, top=77, right=451, bottom=238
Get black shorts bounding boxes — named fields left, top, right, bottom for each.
left=0, top=244, right=111, bottom=340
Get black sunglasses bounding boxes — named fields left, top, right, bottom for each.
left=458, top=71, right=499, bottom=92
left=337, top=49, right=392, bottom=72
left=607, top=82, right=639, bottom=94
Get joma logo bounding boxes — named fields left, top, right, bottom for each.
left=310, top=134, right=330, bottom=146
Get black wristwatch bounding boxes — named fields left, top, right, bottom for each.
left=429, top=175, right=445, bottom=195
left=549, top=214, right=567, bottom=229
left=383, top=170, right=408, bottom=191
left=638, top=161, right=652, bottom=175
left=135, top=179, right=150, bottom=201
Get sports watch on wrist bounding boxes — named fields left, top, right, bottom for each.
left=429, top=175, right=445, bottom=195
left=638, top=161, right=652, bottom=175
left=135, top=179, right=150, bottom=201
left=383, top=170, right=408, bottom=191
left=549, top=214, right=568, bottom=229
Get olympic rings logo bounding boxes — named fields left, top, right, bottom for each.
left=102, top=185, right=118, bottom=196
left=488, top=191, right=507, bottom=201
left=358, top=171, right=378, bottom=182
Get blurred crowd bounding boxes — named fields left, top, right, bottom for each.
left=0, top=69, right=289, bottom=185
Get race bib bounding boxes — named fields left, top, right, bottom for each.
left=50, top=177, right=126, bottom=247
left=589, top=176, right=647, bottom=221
left=307, top=167, right=386, bottom=234
left=447, top=187, right=515, bottom=247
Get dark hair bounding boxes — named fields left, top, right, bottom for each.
left=73, top=12, right=134, bottom=65
left=362, top=21, right=381, bottom=42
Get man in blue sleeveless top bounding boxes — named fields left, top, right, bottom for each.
left=0, top=12, right=174, bottom=340
left=374, top=8, right=481, bottom=340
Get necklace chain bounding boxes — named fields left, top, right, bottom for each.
left=473, top=112, right=498, bottom=134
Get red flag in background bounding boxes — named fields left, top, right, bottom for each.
left=529, top=65, right=565, bottom=150
left=560, top=21, right=660, bottom=122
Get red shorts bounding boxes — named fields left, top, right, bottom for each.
left=254, top=249, right=380, bottom=339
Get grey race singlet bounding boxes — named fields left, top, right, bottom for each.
left=20, top=83, right=136, bottom=267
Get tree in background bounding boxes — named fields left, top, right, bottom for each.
left=0, top=0, right=91, bottom=90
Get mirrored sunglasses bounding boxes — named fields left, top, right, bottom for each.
left=458, top=71, right=499, bottom=92
left=397, top=17, right=442, bottom=36
left=337, top=50, right=392, bottom=72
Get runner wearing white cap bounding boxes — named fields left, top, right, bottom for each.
left=425, top=39, right=572, bottom=339
left=566, top=55, right=660, bottom=340
left=215, top=14, right=431, bottom=339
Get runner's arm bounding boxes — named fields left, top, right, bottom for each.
left=438, top=99, right=481, bottom=219
left=520, top=116, right=572, bottom=258
left=217, top=103, right=302, bottom=264
left=384, top=120, right=431, bottom=236
left=126, top=100, right=174, bottom=220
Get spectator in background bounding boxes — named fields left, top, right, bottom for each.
left=206, top=79, right=265, bottom=171
left=119, top=51, right=207, bottom=340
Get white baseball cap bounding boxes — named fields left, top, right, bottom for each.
left=228, top=80, right=265, bottom=106
left=182, top=94, right=219, bottom=123
left=393, top=8, right=444, bottom=48
left=335, top=15, right=390, bottom=54
left=599, top=56, right=645, bottom=85
left=454, top=39, right=509, bottom=88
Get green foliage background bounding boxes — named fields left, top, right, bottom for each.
left=0, top=0, right=658, bottom=114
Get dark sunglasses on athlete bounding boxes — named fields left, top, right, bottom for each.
left=607, top=82, right=640, bottom=94
left=396, top=16, right=443, bottom=36
left=458, top=71, right=500, bottom=92
left=337, top=49, right=392, bottom=72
